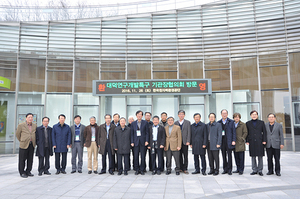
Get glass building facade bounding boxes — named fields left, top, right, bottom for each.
left=0, top=0, right=300, bottom=154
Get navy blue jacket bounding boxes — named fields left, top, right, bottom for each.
left=52, top=123, right=71, bottom=153
left=218, top=118, right=236, bottom=149
left=131, top=120, right=149, bottom=146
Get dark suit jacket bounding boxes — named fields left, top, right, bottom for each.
left=206, top=122, right=222, bottom=151
left=265, top=122, right=284, bottom=149
left=98, top=123, right=116, bottom=155
left=246, top=119, right=267, bottom=157
left=83, top=124, right=99, bottom=148
left=131, top=120, right=149, bottom=146
left=174, top=119, right=191, bottom=145
left=190, top=122, right=207, bottom=155
left=52, top=123, right=71, bottom=153
left=218, top=118, right=236, bottom=149
left=71, top=124, right=86, bottom=148
left=148, top=125, right=166, bottom=148
left=113, top=126, right=131, bottom=154
left=36, top=125, right=53, bottom=157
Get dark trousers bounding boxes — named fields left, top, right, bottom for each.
left=207, top=142, right=219, bottom=172
left=266, top=147, right=281, bottom=174
left=133, top=143, right=146, bottom=172
left=151, top=148, right=164, bottom=172
left=55, top=152, right=67, bottom=172
left=180, top=143, right=189, bottom=171
left=38, top=147, right=50, bottom=173
left=166, top=148, right=180, bottom=172
left=18, top=143, right=34, bottom=175
left=102, top=139, right=114, bottom=173
left=194, top=154, right=206, bottom=173
left=221, top=136, right=233, bottom=172
left=117, top=153, right=129, bottom=172
left=234, top=151, right=245, bottom=172
left=146, top=148, right=153, bottom=171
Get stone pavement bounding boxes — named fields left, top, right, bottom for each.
left=0, top=151, right=299, bottom=199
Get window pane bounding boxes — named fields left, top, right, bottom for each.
left=0, top=69, right=16, bottom=91
left=153, top=95, right=178, bottom=120
left=232, top=90, right=260, bottom=103
left=205, top=69, right=230, bottom=91
left=19, top=59, right=45, bottom=92
left=127, top=62, right=151, bottom=79
left=153, top=71, right=177, bottom=79
left=232, top=57, right=258, bottom=90
left=75, top=61, right=99, bottom=93
left=47, top=71, right=72, bottom=92
left=289, top=52, right=300, bottom=97
left=179, top=61, right=203, bottom=79
left=74, top=106, right=99, bottom=126
left=260, top=66, right=288, bottom=90
left=127, top=96, right=152, bottom=105
left=101, top=72, right=125, bottom=80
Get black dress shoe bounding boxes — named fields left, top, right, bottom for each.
left=176, top=172, right=180, bottom=175
left=152, top=171, right=156, bottom=175
left=94, top=171, right=98, bottom=174
left=267, top=171, right=274, bottom=175
left=157, top=170, right=161, bottom=175
left=141, top=171, right=145, bottom=175
left=232, top=170, right=239, bottom=173
left=192, top=171, right=200, bottom=174
left=183, top=170, right=189, bottom=174
left=250, top=172, right=257, bottom=175
left=135, top=171, right=139, bottom=175
left=55, top=170, right=60, bottom=175
left=213, top=172, right=219, bottom=176
left=124, top=171, right=128, bottom=175
left=20, top=173, right=28, bottom=178
left=27, top=172, right=34, bottom=177
left=38, top=172, right=43, bottom=176
left=258, top=172, right=263, bottom=176
left=118, top=171, right=122, bottom=175
left=44, top=171, right=51, bottom=175
left=276, top=173, right=281, bottom=176
left=71, top=171, right=76, bottom=174
left=109, top=172, right=114, bottom=175
left=228, top=172, right=232, bottom=175
left=78, top=170, right=82, bottom=173
left=222, top=171, right=227, bottom=174
left=208, top=171, right=214, bottom=175
left=88, top=171, right=92, bottom=174
left=99, top=171, right=106, bottom=175
left=239, top=172, right=243, bottom=175
left=202, top=172, right=207, bottom=176
left=166, top=171, right=171, bottom=175
left=61, top=171, right=66, bottom=174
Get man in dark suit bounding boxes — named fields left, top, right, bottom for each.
left=52, top=114, right=71, bottom=174
left=99, top=114, right=116, bottom=175
left=36, top=116, right=53, bottom=176
left=218, top=109, right=236, bottom=175
left=174, top=110, right=191, bottom=174
left=246, top=110, right=267, bottom=176
left=131, top=110, right=149, bottom=175
left=190, top=113, right=207, bottom=176
left=145, top=112, right=153, bottom=172
left=148, top=115, right=166, bottom=175
left=265, top=113, right=284, bottom=176
left=70, top=115, right=85, bottom=174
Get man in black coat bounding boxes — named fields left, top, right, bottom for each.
left=190, top=113, right=207, bottom=176
left=114, top=117, right=131, bottom=175
left=131, top=110, right=149, bottom=175
left=36, top=117, right=53, bottom=176
left=218, top=109, right=236, bottom=175
left=145, top=112, right=153, bottom=172
left=148, top=115, right=166, bottom=175
left=246, top=110, right=267, bottom=176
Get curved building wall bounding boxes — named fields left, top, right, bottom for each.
left=0, top=0, right=300, bottom=153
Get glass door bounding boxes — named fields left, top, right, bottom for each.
left=233, top=102, right=260, bottom=122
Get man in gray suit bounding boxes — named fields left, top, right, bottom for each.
left=174, top=110, right=191, bottom=174
left=70, top=115, right=86, bottom=173
left=265, top=113, right=284, bottom=176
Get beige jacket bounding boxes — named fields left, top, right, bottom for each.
left=16, top=122, right=37, bottom=149
left=165, top=125, right=182, bottom=151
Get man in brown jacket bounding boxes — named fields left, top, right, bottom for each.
left=16, top=113, right=37, bottom=178
left=98, top=114, right=116, bottom=175
left=165, top=116, right=182, bottom=175
left=83, top=116, right=99, bottom=174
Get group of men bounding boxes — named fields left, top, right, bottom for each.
left=16, top=109, right=284, bottom=178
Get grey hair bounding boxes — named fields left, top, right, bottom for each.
left=89, top=116, right=96, bottom=121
